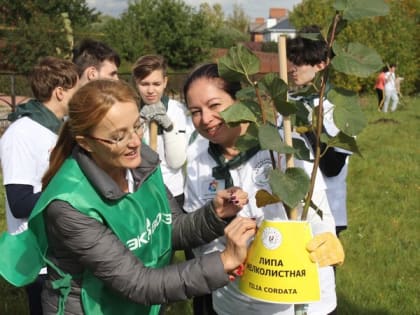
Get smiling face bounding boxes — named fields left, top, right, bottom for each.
left=79, top=101, right=142, bottom=180
left=136, top=69, right=168, bottom=105
left=186, top=77, right=244, bottom=150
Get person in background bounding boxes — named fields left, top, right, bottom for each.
left=375, top=67, right=387, bottom=111
left=132, top=55, right=191, bottom=208
left=72, top=38, right=120, bottom=85
left=183, top=63, right=344, bottom=315
left=0, top=56, right=79, bottom=315
left=287, top=25, right=351, bottom=238
left=287, top=25, right=356, bottom=315
left=0, top=79, right=256, bottom=315
left=382, top=63, right=399, bottom=113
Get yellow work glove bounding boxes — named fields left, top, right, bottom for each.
left=306, top=232, right=345, bottom=267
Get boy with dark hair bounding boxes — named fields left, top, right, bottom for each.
left=287, top=25, right=350, bottom=234
left=0, top=56, right=79, bottom=315
left=72, top=38, right=120, bottom=85
left=287, top=25, right=352, bottom=315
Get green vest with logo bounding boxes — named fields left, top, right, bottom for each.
left=0, top=156, right=172, bottom=315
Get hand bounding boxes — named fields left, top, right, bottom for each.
left=306, top=232, right=345, bottom=267
left=140, top=101, right=173, bottom=131
left=212, top=187, right=249, bottom=219
left=220, top=217, right=256, bottom=273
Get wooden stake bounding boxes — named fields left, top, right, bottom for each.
left=278, top=35, right=298, bottom=220
left=149, top=121, right=158, bottom=151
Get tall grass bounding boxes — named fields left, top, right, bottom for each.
left=0, top=95, right=419, bottom=315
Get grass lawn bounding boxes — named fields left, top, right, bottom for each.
left=1, top=94, right=419, bottom=315
left=336, top=95, right=419, bottom=315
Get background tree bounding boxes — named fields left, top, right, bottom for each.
left=98, top=0, right=252, bottom=68
left=197, top=3, right=245, bottom=49
left=261, top=41, right=278, bottom=53
left=210, top=27, right=249, bottom=49
left=197, top=2, right=251, bottom=44
left=214, top=3, right=250, bottom=48
left=225, top=3, right=250, bottom=34
left=0, top=0, right=97, bottom=27
left=0, top=0, right=98, bottom=72
left=290, top=0, right=419, bottom=94
left=198, top=3, right=225, bottom=30
left=101, top=15, right=153, bottom=63
left=101, top=0, right=214, bottom=69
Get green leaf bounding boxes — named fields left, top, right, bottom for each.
left=220, top=100, right=260, bottom=125
left=292, top=138, right=311, bottom=161
left=292, top=100, right=311, bottom=127
left=259, top=73, right=288, bottom=100
left=218, top=44, right=260, bottom=82
left=331, top=42, right=384, bottom=77
left=235, top=86, right=256, bottom=101
left=300, top=32, right=324, bottom=41
left=235, top=123, right=259, bottom=152
left=327, top=88, right=367, bottom=136
left=259, top=73, right=296, bottom=116
left=276, top=101, right=297, bottom=116
left=334, top=0, right=389, bottom=21
left=259, top=124, right=295, bottom=154
left=269, top=168, right=310, bottom=208
left=327, top=132, right=363, bottom=157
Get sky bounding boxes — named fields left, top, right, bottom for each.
left=86, top=0, right=303, bottom=20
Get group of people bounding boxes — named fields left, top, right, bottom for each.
left=375, top=64, right=401, bottom=112
left=0, top=25, right=348, bottom=315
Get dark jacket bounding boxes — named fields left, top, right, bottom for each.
left=41, top=145, right=230, bottom=314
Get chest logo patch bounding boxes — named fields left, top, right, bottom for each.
left=252, top=159, right=273, bottom=186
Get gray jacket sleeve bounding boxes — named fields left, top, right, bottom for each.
left=44, top=200, right=229, bottom=306
left=166, top=187, right=229, bottom=250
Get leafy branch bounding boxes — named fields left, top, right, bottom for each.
left=217, top=0, right=388, bottom=220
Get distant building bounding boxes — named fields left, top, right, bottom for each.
left=264, top=17, right=296, bottom=42
left=216, top=8, right=296, bottom=74
left=249, top=7, right=296, bottom=43
left=249, top=17, right=266, bottom=42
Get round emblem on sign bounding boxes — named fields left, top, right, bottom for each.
left=261, top=227, right=282, bottom=250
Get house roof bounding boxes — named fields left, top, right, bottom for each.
left=265, top=17, right=295, bottom=32
left=249, top=21, right=267, bottom=33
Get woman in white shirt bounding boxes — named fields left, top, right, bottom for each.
left=183, top=63, right=344, bottom=315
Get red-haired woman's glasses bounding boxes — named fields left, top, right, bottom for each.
left=85, top=118, right=147, bottom=148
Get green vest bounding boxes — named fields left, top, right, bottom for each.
left=0, top=156, right=172, bottom=315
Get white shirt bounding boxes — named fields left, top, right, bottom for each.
left=384, top=71, right=396, bottom=92
left=298, top=96, right=352, bottom=228
left=0, top=117, right=57, bottom=235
